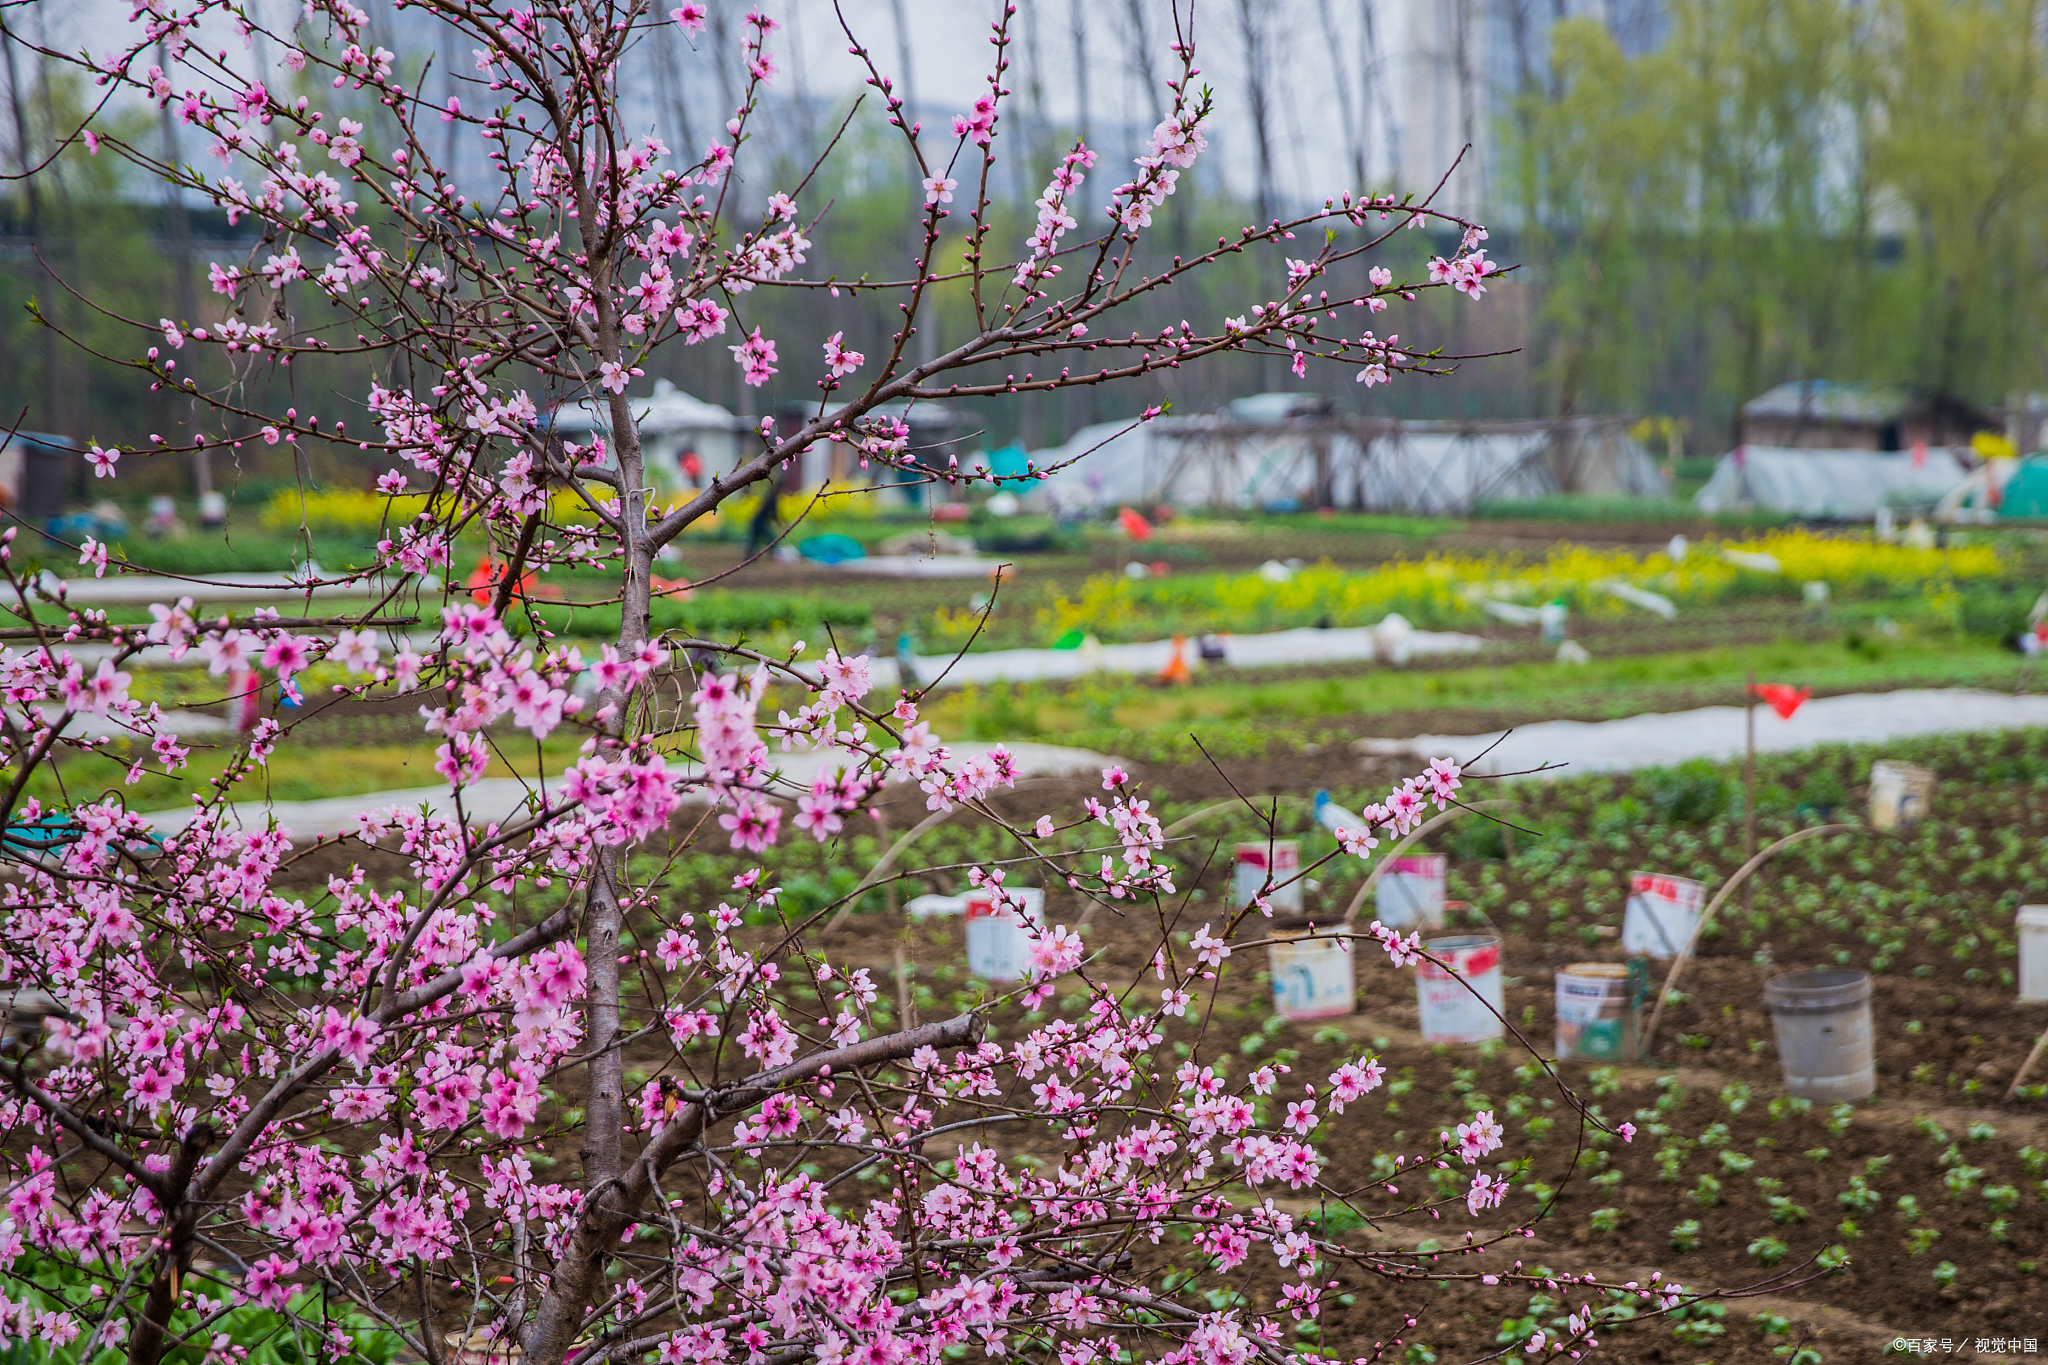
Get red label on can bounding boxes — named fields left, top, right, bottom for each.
left=1420, top=943, right=1500, bottom=978
left=1631, top=873, right=1678, bottom=901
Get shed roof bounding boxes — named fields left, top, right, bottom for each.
left=1741, top=380, right=1917, bottom=424
left=549, top=379, right=743, bottom=436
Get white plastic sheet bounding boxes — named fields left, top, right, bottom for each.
left=1694, top=446, right=1968, bottom=518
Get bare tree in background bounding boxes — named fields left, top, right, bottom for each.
left=884, top=0, right=936, bottom=367
left=1070, top=0, right=1093, bottom=209
left=886, top=0, right=919, bottom=136
left=1235, top=0, right=1276, bottom=223
left=1018, top=0, right=1051, bottom=195
left=652, top=21, right=700, bottom=175
left=1498, top=0, right=1541, bottom=101
left=1453, top=0, right=1478, bottom=213
left=2, top=34, right=59, bottom=454
left=19, top=20, right=88, bottom=451
left=1365, top=0, right=1401, bottom=187
left=154, top=43, right=205, bottom=497
left=1318, top=0, right=1367, bottom=188
left=1123, top=0, right=1166, bottom=125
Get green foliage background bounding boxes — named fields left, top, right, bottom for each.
left=1505, top=0, right=2048, bottom=434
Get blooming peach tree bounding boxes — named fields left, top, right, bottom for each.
left=0, top=2, right=1698, bottom=1364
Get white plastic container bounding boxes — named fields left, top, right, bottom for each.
left=1376, top=854, right=1446, bottom=931
left=1869, top=761, right=1935, bottom=831
left=2020, top=906, right=2048, bottom=1003
left=1235, top=841, right=1303, bottom=914
left=964, top=886, right=1046, bottom=981
left=1621, top=872, right=1706, bottom=960
left=1268, top=920, right=1357, bottom=1020
left=1415, top=933, right=1505, bottom=1044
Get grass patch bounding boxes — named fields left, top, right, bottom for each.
left=1207, top=510, right=1459, bottom=539
left=524, top=591, right=873, bottom=641
left=923, top=631, right=2029, bottom=762
left=26, top=733, right=584, bottom=813
left=1470, top=494, right=1786, bottom=526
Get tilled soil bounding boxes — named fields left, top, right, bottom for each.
left=255, top=733, right=2048, bottom=1361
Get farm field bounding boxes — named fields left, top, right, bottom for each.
left=22, top=502, right=2048, bottom=1365
left=617, top=725, right=2048, bottom=1365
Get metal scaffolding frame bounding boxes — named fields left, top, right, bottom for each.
left=1140, top=414, right=1660, bottom=514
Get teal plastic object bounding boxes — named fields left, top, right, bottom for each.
left=985, top=444, right=1039, bottom=486
left=2, top=811, right=164, bottom=859
left=798, top=532, right=866, bottom=564
left=2000, top=459, right=2048, bottom=518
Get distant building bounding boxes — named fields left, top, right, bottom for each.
left=0, top=431, right=77, bottom=522
left=1027, top=399, right=1666, bottom=515
left=547, top=379, right=746, bottom=493
left=1737, top=381, right=1988, bottom=452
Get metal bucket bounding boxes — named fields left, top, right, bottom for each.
left=1869, top=761, right=1935, bottom=831
left=1764, top=968, right=1875, bottom=1102
left=1554, top=961, right=1648, bottom=1062
left=1376, top=853, right=1446, bottom=932
left=964, top=886, right=1045, bottom=981
left=1415, top=933, right=1505, bottom=1045
left=1268, top=919, right=1357, bottom=1021
left=1621, top=872, right=1706, bottom=960
left=1235, top=841, right=1303, bottom=914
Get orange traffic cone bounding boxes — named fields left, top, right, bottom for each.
left=1157, top=634, right=1191, bottom=685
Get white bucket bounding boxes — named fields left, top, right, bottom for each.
left=1415, top=933, right=1505, bottom=1044
left=2020, top=906, right=2048, bottom=1004
left=1235, top=841, right=1303, bottom=914
left=964, top=886, right=1046, bottom=981
left=1621, top=872, right=1706, bottom=960
left=1269, top=923, right=1357, bottom=1020
left=1376, top=854, right=1446, bottom=931
left=1869, top=761, right=1935, bottom=831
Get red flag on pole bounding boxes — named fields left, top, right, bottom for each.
left=1748, top=682, right=1811, bottom=720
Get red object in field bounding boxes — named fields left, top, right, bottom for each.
left=1118, top=507, right=1153, bottom=541
left=651, top=575, right=693, bottom=599
left=469, top=556, right=536, bottom=606
left=1748, top=682, right=1812, bottom=720
left=1912, top=439, right=1928, bottom=470
left=1157, top=634, right=1191, bottom=685
left=229, top=668, right=262, bottom=732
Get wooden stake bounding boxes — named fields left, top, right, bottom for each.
left=1642, top=823, right=1865, bottom=1056
left=1745, top=670, right=1758, bottom=917
left=2006, top=1025, right=2048, bottom=1103
left=893, top=944, right=917, bottom=1030
left=877, top=805, right=898, bottom=919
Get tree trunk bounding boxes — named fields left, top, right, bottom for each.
left=521, top=1015, right=982, bottom=1365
